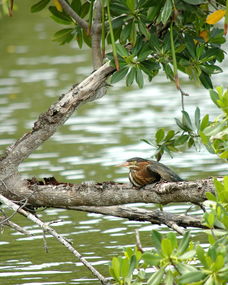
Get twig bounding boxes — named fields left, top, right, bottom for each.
left=0, top=216, right=33, bottom=236
left=179, top=87, right=189, bottom=111
left=0, top=194, right=110, bottom=285
left=165, top=220, right=185, bottom=235
left=135, top=229, right=144, bottom=253
left=58, top=0, right=89, bottom=30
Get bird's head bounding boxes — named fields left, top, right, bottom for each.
left=118, top=157, right=149, bottom=170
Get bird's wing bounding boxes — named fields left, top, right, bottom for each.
left=147, top=161, right=183, bottom=182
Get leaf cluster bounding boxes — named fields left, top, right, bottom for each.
left=107, top=0, right=226, bottom=88
left=30, top=0, right=227, bottom=88
left=31, top=0, right=92, bottom=47
left=144, top=87, right=228, bottom=161
left=109, top=177, right=228, bottom=285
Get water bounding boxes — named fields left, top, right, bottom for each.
left=0, top=2, right=227, bottom=284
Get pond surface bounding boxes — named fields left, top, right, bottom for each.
left=0, top=2, right=227, bottom=284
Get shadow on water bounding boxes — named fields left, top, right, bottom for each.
left=0, top=2, right=227, bottom=284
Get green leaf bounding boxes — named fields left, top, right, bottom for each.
left=206, top=192, right=217, bottom=202
left=129, top=255, right=136, bottom=276
left=156, top=128, right=165, bottom=144
left=179, top=271, right=207, bottom=284
left=147, top=268, right=165, bottom=285
left=115, top=43, right=129, bottom=57
left=151, top=230, right=162, bottom=252
left=120, top=23, right=132, bottom=44
left=177, top=231, right=190, bottom=255
left=49, top=6, right=73, bottom=25
left=175, top=118, right=187, bottom=131
left=207, top=233, right=216, bottom=245
left=204, top=212, right=215, bottom=227
left=109, top=257, right=120, bottom=281
left=174, top=135, right=189, bottom=146
left=161, top=0, right=173, bottom=25
left=165, top=130, right=175, bottom=141
left=82, top=29, right=92, bottom=47
left=179, top=249, right=196, bottom=260
left=176, top=263, right=198, bottom=274
left=200, top=64, right=223, bottom=75
left=120, top=257, right=129, bottom=278
left=142, top=252, right=161, bottom=266
left=182, top=110, right=193, bottom=131
left=135, top=68, right=144, bottom=88
left=167, top=232, right=177, bottom=250
left=138, top=21, right=150, bottom=40
left=199, top=71, right=213, bottom=89
left=126, top=0, right=135, bottom=12
left=163, top=63, right=174, bottom=80
left=31, top=0, right=50, bottom=13
left=161, top=238, right=173, bottom=257
left=52, top=28, right=75, bottom=45
left=194, top=107, right=201, bottom=130
left=188, top=137, right=195, bottom=148
left=212, top=255, right=224, bottom=271
left=76, top=27, right=83, bottom=48
left=126, top=67, right=136, bottom=86
left=80, top=1, right=90, bottom=18
left=164, top=270, right=174, bottom=285
left=111, top=68, right=129, bottom=83
left=204, top=275, right=214, bottom=285
left=71, top=0, right=81, bottom=14
left=200, top=114, right=209, bottom=130
left=209, top=89, right=220, bottom=107
left=185, top=34, right=196, bottom=58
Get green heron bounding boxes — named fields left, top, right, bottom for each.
left=119, top=157, right=183, bottom=187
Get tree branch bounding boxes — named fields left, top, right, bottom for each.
left=0, top=178, right=215, bottom=208
left=91, top=0, right=103, bottom=69
left=0, top=63, right=115, bottom=180
left=58, top=0, right=89, bottom=30
left=69, top=205, right=208, bottom=232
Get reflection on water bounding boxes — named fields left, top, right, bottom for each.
left=0, top=2, right=227, bottom=285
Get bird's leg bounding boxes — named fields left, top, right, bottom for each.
left=193, top=202, right=206, bottom=213
left=158, top=204, right=164, bottom=211
left=185, top=204, right=193, bottom=215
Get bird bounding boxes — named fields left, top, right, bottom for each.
left=119, top=157, right=183, bottom=188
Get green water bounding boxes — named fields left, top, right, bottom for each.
left=0, top=1, right=227, bottom=284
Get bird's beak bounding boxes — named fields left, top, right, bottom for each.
left=115, top=162, right=130, bottom=167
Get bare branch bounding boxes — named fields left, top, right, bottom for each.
left=135, top=229, right=144, bottom=252
left=0, top=194, right=110, bottom=285
left=58, top=0, right=89, bottom=30
left=0, top=216, right=33, bottom=236
left=165, top=220, right=185, bottom=235
left=71, top=204, right=207, bottom=230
